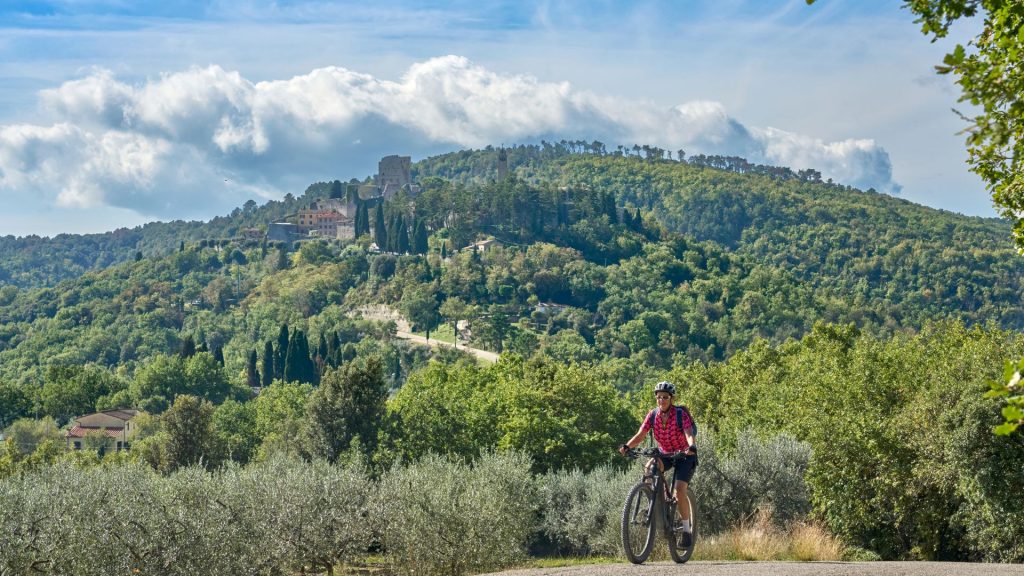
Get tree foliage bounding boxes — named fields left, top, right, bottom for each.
left=303, top=357, right=387, bottom=462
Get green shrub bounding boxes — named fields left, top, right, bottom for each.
left=691, top=430, right=812, bottom=536
left=539, top=464, right=633, bottom=556
left=380, top=450, right=537, bottom=575
left=240, top=455, right=376, bottom=574
left=0, top=457, right=375, bottom=575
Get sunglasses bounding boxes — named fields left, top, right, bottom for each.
left=655, top=395, right=671, bottom=401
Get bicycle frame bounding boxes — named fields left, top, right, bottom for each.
left=622, top=447, right=696, bottom=564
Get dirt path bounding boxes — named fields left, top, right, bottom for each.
left=352, top=305, right=499, bottom=363
left=396, top=330, right=499, bottom=363
left=477, top=561, right=1024, bottom=576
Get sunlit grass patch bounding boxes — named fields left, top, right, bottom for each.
left=693, top=515, right=846, bottom=561
left=789, top=522, right=845, bottom=561
left=412, top=324, right=456, bottom=344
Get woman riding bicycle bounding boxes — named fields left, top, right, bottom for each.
left=618, top=380, right=697, bottom=547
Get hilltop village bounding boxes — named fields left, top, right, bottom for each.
left=260, top=155, right=415, bottom=243
left=256, top=150, right=512, bottom=249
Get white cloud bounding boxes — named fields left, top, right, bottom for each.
left=0, top=56, right=901, bottom=220
left=757, top=127, right=901, bottom=193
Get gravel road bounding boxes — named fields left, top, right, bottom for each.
left=396, top=330, right=499, bottom=363
left=477, top=562, right=1024, bottom=576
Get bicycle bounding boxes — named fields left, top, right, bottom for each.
left=621, top=447, right=698, bottom=564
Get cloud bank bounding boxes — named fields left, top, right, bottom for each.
left=0, top=56, right=900, bottom=220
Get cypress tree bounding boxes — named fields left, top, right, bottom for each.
left=316, top=333, right=329, bottom=376
left=179, top=335, right=197, bottom=358
left=387, top=213, right=401, bottom=253
left=213, top=345, right=225, bottom=366
left=277, top=246, right=290, bottom=270
left=329, top=331, right=341, bottom=361
left=605, top=192, right=619, bottom=224
left=374, top=204, right=387, bottom=249
left=285, top=329, right=318, bottom=385
left=262, top=340, right=274, bottom=387
left=358, top=202, right=370, bottom=236
left=413, top=219, right=429, bottom=255
left=318, top=333, right=329, bottom=364
left=284, top=328, right=302, bottom=383
left=247, top=349, right=260, bottom=388
left=298, top=330, right=316, bottom=384
left=397, top=215, right=410, bottom=254
left=275, top=324, right=289, bottom=378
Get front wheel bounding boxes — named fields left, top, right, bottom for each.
left=621, top=482, right=656, bottom=564
left=667, top=490, right=698, bottom=563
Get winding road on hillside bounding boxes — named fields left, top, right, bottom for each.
left=353, top=304, right=500, bottom=363
left=478, top=562, right=1023, bottom=576
left=395, top=330, right=499, bottom=363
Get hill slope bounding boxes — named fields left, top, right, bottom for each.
left=0, top=146, right=1021, bottom=390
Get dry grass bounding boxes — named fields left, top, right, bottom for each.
left=693, top=508, right=846, bottom=561
left=788, top=522, right=845, bottom=561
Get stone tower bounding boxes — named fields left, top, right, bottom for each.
left=378, top=155, right=412, bottom=199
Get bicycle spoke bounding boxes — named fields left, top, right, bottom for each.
left=621, top=483, right=656, bottom=564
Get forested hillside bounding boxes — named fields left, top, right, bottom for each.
left=1, top=146, right=1022, bottom=394
left=0, top=183, right=338, bottom=288
left=419, top=144, right=1023, bottom=329
left=3, top=145, right=1024, bottom=564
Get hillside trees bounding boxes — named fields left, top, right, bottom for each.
left=160, top=394, right=222, bottom=472
left=669, top=320, right=1024, bottom=560
left=212, top=398, right=259, bottom=464
left=130, top=352, right=235, bottom=414
left=303, top=357, right=387, bottom=462
left=802, top=0, right=1024, bottom=435
left=39, top=365, right=127, bottom=424
left=253, top=380, right=313, bottom=460
left=401, top=287, right=440, bottom=340
left=384, top=356, right=635, bottom=473
left=882, top=1, right=1024, bottom=247
left=3, top=146, right=1024, bottom=426
left=0, top=383, right=31, bottom=429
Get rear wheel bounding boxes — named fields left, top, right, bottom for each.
left=667, top=490, right=698, bottom=563
left=621, top=482, right=656, bottom=564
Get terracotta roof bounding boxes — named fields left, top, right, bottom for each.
left=73, top=409, right=138, bottom=423
left=66, top=425, right=125, bottom=439
left=98, top=409, right=138, bottom=420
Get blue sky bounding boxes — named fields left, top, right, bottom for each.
left=0, top=0, right=990, bottom=237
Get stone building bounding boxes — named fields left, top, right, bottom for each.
left=65, top=409, right=140, bottom=452
left=378, top=155, right=412, bottom=199
left=268, top=222, right=299, bottom=242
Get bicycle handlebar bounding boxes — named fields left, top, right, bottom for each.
left=623, top=447, right=693, bottom=460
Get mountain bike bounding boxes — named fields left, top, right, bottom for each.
left=621, top=447, right=698, bottom=564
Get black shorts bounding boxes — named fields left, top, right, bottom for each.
left=659, top=454, right=697, bottom=484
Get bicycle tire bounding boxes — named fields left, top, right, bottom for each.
left=666, top=490, right=698, bottom=563
left=621, top=482, right=656, bottom=564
